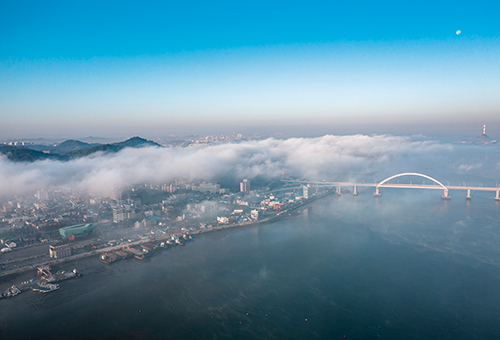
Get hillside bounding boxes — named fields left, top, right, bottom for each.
left=54, top=140, right=96, bottom=153
left=0, top=137, right=161, bottom=162
left=63, top=137, right=161, bottom=158
left=0, top=146, right=69, bottom=162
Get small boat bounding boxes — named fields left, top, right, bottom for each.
left=3, top=286, right=22, bottom=297
left=32, top=283, right=60, bottom=293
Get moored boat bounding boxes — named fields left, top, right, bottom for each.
left=32, top=283, right=60, bottom=293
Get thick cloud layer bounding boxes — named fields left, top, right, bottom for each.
left=0, top=135, right=448, bottom=198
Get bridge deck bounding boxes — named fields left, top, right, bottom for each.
left=284, top=180, right=500, bottom=192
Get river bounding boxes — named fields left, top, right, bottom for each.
left=1, top=189, right=500, bottom=339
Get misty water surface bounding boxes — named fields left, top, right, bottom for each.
left=1, top=192, right=500, bottom=339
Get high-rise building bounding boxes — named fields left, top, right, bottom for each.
left=303, top=185, right=309, bottom=199
left=113, top=208, right=125, bottom=223
left=161, top=184, right=177, bottom=193
left=36, top=190, right=49, bottom=201
left=240, top=179, right=250, bottom=193
left=192, top=182, right=221, bottom=193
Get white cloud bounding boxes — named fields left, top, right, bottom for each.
left=0, top=134, right=446, bottom=198
left=457, top=163, right=483, bottom=173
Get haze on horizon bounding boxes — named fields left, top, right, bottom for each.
left=3, top=5, right=500, bottom=337
left=1, top=1, right=499, bottom=139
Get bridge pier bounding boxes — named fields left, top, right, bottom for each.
left=441, top=188, right=451, bottom=200
left=373, top=187, right=381, bottom=197
left=353, top=186, right=358, bottom=196
left=335, top=187, right=341, bottom=196
left=495, top=191, right=500, bottom=201
left=466, top=189, right=471, bottom=200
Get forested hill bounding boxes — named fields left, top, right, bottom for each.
left=0, top=137, right=161, bottom=162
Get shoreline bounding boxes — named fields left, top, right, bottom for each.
left=196, top=190, right=335, bottom=234
left=0, top=190, right=335, bottom=284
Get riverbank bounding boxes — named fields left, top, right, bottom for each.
left=196, top=189, right=336, bottom=234
left=3, top=191, right=500, bottom=340
left=0, top=189, right=336, bottom=284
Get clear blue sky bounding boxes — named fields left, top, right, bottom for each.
left=1, top=0, right=499, bottom=138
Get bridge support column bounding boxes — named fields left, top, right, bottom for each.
left=373, top=187, right=381, bottom=197
left=495, top=191, right=500, bottom=201
left=353, top=186, right=358, bottom=196
left=441, top=188, right=451, bottom=200
left=336, top=187, right=341, bottom=195
left=466, top=189, right=471, bottom=200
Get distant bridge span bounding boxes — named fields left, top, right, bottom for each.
left=374, top=172, right=448, bottom=198
left=283, top=172, right=500, bottom=201
left=377, top=173, right=446, bottom=189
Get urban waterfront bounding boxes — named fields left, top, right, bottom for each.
left=1, top=190, right=500, bottom=339
left=2, top=1, right=499, bottom=338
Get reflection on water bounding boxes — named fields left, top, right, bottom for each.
left=1, top=192, right=500, bottom=339
left=341, top=190, right=500, bottom=267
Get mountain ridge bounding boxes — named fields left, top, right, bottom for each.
left=0, top=137, right=161, bottom=162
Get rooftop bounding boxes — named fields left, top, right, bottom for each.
left=59, top=223, right=98, bottom=237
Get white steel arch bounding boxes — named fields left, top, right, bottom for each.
left=376, top=172, right=447, bottom=189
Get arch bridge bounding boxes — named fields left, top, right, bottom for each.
left=283, top=172, right=500, bottom=201
left=373, top=172, right=450, bottom=199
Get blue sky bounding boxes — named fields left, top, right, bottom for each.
left=1, top=0, right=499, bottom=138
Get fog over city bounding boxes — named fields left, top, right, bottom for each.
left=2, top=1, right=500, bottom=338
left=0, top=134, right=453, bottom=198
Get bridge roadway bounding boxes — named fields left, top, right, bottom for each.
left=287, top=180, right=500, bottom=191
left=283, top=179, right=500, bottom=200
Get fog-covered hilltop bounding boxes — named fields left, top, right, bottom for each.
left=0, top=137, right=161, bottom=162
left=0, top=146, right=70, bottom=162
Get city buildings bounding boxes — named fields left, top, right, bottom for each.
left=36, top=190, right=49, bottom=201
left=217, top=216, right=229, bottom=224
left=161, top=184, right=177, bottom=193
left=191, top=182, right=221, bottom=194
left=113, top=208, right=125, bottom=223
left=240, top=179, right=250, bottom=193
left=59, top=223, right=98, bottom=240
left=49, top=245, right=72, bottom=259
left=303, top=185, right=309, bottom=199
left=0, top=176, right=327, bottom=269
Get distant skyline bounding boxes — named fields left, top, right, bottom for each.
left=1, top=1, right=499, bottom=139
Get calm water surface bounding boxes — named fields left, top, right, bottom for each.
left=2, top=191, right=500, bottom=339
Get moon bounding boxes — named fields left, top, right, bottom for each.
left=456, top=30, right=461, bottom=35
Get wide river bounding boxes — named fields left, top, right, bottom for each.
left=2, top=190, right=500, bottom=339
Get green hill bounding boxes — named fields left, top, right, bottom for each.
left=1, top=137, right=161, bottom=162
left=63, top=137, right=161, bottom=158
left=55, top=140, right=96, bottom=153
left=0, top=146, right=69, bottom=162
